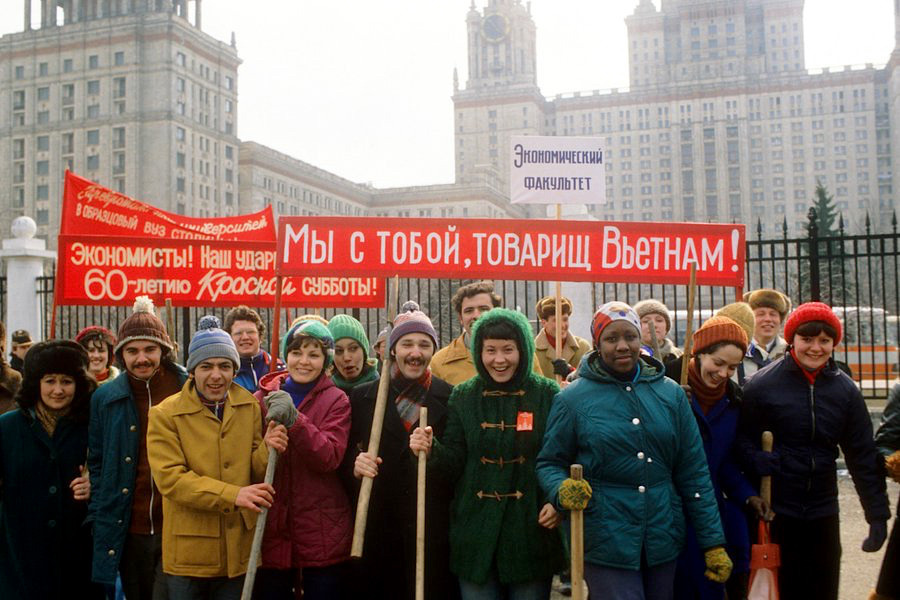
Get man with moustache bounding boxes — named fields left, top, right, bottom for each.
left=341, top=301, right=459, bottom=600
left=88, top=296, right=189, bottom=599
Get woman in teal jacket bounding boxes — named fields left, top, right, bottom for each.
left=410, top=308, right=565, bottom=599
left=536, top=302, right=731, bottom=600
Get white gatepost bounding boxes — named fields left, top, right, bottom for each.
left=546, top=204, right=597, bottom=342
left=0, top=217, right=57, bottom=350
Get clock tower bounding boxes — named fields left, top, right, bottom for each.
left=453, top=1, right=545, bottom=195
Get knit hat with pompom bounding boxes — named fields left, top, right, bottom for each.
left=186, top=315, right=240, bottom=373
left=389, top=301, right=438, bottom=351
left=114, top=296, right=173, bottom=353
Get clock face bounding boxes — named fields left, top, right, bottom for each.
left=482, top=14, right=508, bottom=42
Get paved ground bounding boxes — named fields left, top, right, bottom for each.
left=550, top=476, right=899, bottom=600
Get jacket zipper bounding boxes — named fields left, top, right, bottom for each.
left=146, top=378, right=155, bottom=536
left=808, top=382, right=816, bottom=492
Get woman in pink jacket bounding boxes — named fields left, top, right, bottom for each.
left=253, top=320, right=353, bottom=599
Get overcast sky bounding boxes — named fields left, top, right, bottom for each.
left=0, top=1, right=895, bottom=187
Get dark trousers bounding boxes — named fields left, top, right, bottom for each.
left=166, top=575, right=243, bottom=600
left=120, top=532, right=168, bottom=600
left=771, top=513, right=841, bottom=600
left=876, top=511, right=900, bottom=597
left=253, top=564, right=346, bottom=600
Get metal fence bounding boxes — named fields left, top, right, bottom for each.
left=26, top=209, right=900, bottom=398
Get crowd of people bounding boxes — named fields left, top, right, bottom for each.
left=0, top=281, right=896, bottom=600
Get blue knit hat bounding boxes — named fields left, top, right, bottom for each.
left=281, top=320, right=335, bottom=368
left=186, top=315, right=240, bottom=373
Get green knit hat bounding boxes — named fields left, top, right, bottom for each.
left=281, top=320, right=334, bottom=368
left=328, top=314, right=370, bottom=361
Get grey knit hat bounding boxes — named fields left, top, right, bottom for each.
left=633, top=299, right=672, bottom=334
left=186, top=315, right=240, bottom=373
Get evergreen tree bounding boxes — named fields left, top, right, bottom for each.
left=800, top=182, right=853, bottom=305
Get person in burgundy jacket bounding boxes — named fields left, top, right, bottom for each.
left=252, top=319, right=352, bottom=600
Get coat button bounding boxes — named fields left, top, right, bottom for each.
left=694, top=492, right=701, bottom=498
left=48, top=520, right=56, bottom=528
left=637, top=452, right=645, bottom=460
left=632, top=418, right=640, bottom=425
left=125, top=456, right=132, bottom=463
left=224, top=508, right=230, bottom=513
left=638, top=485, right=646, bottom=493
left=49, top=485, right=57, bottom=494
left=221, top=432, right=226, bottom=439
left=122, top=488, right=129, bottom=495
left=625, top=386, right=632, bottom=392
left=117, top=520, right=123, bottom=525
left=129, top=425, right=137, bottom=432
left=108, top=549, right=116, bottom=556
left=223, top=462, right=229, bottom=469
left=647, top=457, right=653, bottom=463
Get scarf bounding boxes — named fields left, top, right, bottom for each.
left=283, top=376, right=318, bottom=409
left=390, top=363, right=432, bottom=431
left=197, top=390, right=227, bottom=420
left=595, top=354, right=640, bottom=383
left=94, top=369, right=110, bottom=383
left=35, top=401, right=70, bottom=437
left=331, top=362, right=379, bottom=394
left=790, top=348, right=826, bottom=386
left=687, top=358, right=726, bottom=414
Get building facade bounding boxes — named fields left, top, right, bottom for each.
left=454, top=0, right=895, bottom=234
left=2, top=0, right=898, bottom=245
left=0, top=0, right=240, bottom=241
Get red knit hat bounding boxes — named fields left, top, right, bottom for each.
left=783, top=302, right=842, bottom=345
left=692, top=316, right=748, bottom=356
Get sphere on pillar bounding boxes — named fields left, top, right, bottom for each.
left=11, top=216, right=37, bottom=240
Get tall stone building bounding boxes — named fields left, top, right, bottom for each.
left=454, top=0, right=894, bottom=234
left=0, top=0, right=240, bottom=240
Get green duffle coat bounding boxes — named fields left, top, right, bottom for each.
left=430, top=308, right=565, bottom=586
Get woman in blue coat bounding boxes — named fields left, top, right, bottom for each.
left=665, top=316, right=771, bottom=600
left=537, top=302, right=732, bottom=600
left=0, top=341, right=104, bottom=599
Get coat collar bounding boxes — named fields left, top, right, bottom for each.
left=99, top=363, right=189, bottom=405
left=167, top=380, right=257, bottom=417
left=441, top=333, right=471, bottom=364
left=534, top=328, right=578, bottom=353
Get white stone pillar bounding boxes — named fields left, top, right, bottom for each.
left=24, top=0, right=32, bottom=30
left=0, top=217, right=57, bottom=348
left=546, top=204, right=597, bottom=341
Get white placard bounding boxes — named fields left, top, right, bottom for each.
left=509, top=135, right=606, bottom=205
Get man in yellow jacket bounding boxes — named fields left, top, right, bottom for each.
left=147, top=316, right=288, bottom=596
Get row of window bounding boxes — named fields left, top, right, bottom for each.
left=13, top=52, right=126, bottom=80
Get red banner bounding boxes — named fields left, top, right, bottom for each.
left=61, top=171, right=275, bottom=241
left=277, top=217, right=746, bottom=287
left=56, top=235, right=385, bottom=308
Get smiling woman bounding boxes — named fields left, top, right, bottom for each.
left=537, top=302, right=731, bottom=600
left=739, top=302, right=891, bottom=600
left=0, top=340, right=104, bottom=599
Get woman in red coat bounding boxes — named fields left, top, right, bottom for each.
left=253, top=320, right=353, bottom=599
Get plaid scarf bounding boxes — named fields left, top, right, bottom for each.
left=390, top=364, right=432, bottom=431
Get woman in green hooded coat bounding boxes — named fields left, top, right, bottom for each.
left=410, top=307, right=565, bottom=600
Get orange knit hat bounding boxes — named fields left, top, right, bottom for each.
left=692, top=316, right=749, bottom=356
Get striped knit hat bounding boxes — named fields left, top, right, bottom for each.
left=590, top=302, right=641, bottom=347
left=114, top=296, right=173, bottom=353
left=186, top=315, right=240, bottom=373
left=281, top=320, right=335, bottom=368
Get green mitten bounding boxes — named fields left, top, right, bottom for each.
left=703, top=546, right=733, bottom=583
left=558, top=478, right=592, bottom=511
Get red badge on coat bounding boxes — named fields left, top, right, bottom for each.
left=516, top=411, right=533, bottom=431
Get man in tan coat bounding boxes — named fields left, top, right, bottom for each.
left=430, top=281, right=503, bottom=385
left=533, top=295, right=591, bottom=379
left=147, top=317, right=287, bottom=596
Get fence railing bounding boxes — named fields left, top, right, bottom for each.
left=25, top=209, right=900, bottom=399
